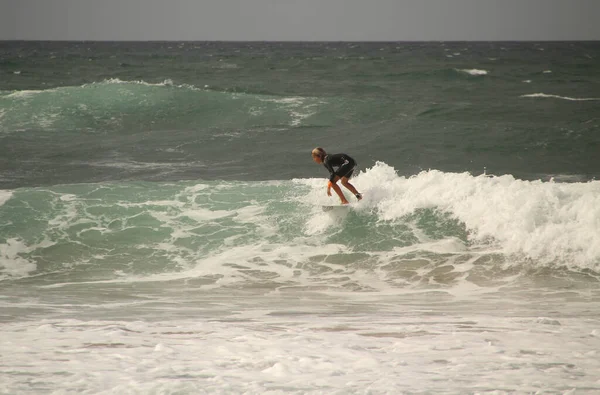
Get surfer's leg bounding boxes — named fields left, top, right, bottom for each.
left=330, top=176, right=350, bottom=204
left=340, top=177, right=361, bottom=200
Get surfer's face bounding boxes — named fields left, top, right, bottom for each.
left=312, top=154, right=322, bottom=164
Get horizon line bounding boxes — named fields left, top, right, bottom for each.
left=2, top=39, right=600, bottom=43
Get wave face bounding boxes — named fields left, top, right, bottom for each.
left=2, top=163, right=599, bottom=292
left=0, top=78, right=336, bottom=132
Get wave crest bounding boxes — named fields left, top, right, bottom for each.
left=521, top=93, right=600, bottom=101
left=320, top=162, right=600, bottom=268
left=0, top=79, right=328, bottom=131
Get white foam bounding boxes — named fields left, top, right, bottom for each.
left=457, top=69, right=488, bottom=76
left=289, top=110, right=316, bottom=126
left=99, top=78, right=176, bottom=87
left=4, top=79, right=206, bottom=102
left=77, top=78, right=211, bottom=95
left=311, top=162, right=600, bottom=267
left=5, top=90, right=44, bottom=99
left=183, top=183, right=210, bottom=194
left=0, top=239, right=37, bottom=279
left=521, top=93, right=600, bottom=101
left=304, top=205, right=350, bottom=235
left=214, top=62, right=238, bottom=69
left=0, top=190, right=12, bottom=206
left=259, top=97, right=322, bottom=126
left=84, top=160, right=205, bottom=170
left=45, top=240, right=349, bottom=290
left=163, top=207, right=230, bottom=222
left=1, top=307, right=599, bottom=394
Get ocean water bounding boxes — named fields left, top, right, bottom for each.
left=1, top=41, right=600, bottom=394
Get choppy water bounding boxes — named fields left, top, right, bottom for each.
left=1, top=41, right=600, bottom=394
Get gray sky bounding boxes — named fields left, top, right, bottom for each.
left=1, top=0, right=599, bottom=41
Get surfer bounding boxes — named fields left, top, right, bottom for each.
left=311, top=147, right=362, bottom=205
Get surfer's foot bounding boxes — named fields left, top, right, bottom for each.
left=341, top=200, right=350, bottom=205
left=355, top=193, right=362, bottom=201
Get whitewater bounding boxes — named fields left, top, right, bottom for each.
left=2, top=163, right=600, bottom=394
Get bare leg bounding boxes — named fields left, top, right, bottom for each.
left=330, top=177, right=350, bottom=204
left=341, top=177, right=362, bottom=200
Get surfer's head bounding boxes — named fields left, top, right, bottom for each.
left=311, top=147, right=326, bottom=164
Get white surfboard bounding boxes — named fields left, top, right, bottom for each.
left=321, top=204, right=353, bottom=212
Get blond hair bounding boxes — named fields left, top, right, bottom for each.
left=311, top=147, right=326, bottom=160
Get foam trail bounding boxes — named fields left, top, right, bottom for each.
left=4, top=90, right=45, bottom=99
left=521, top=93, right=600, bottom=101
left=457, top=69, right=488, bottom=76
left=0, top=191, right=12, bottom=206
left=87, top=78, right=203, bottom=91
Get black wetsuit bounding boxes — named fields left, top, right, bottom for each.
left=323, top=153, right=357, bottom=182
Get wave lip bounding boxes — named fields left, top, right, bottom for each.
left=3, top=90, right=45, bottom=99
left=86, top=78, right=203, bottom=92
left=0, top=191, right=12, bottom=206
left=521, top=93, right=600, bottom=101
left=0, top=78, right=328, bottom=133
left=348, top=163, right=600, bottom=269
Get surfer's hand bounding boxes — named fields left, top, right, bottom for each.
left=327, top=181, right=332, bottom=196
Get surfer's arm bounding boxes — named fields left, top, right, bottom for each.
left=323, top=158, right=336, bottom=181
left=323, top=157, right=338, bottom=196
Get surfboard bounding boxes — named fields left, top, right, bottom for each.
left=322, top=204, right=353, bottom=212
left=321, top=194, right=362, bottom=211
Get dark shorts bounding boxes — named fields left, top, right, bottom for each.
left=336, top=162, right=356, bottom=179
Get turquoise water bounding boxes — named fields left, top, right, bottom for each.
left=1, top=41, right=600, bottom=394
